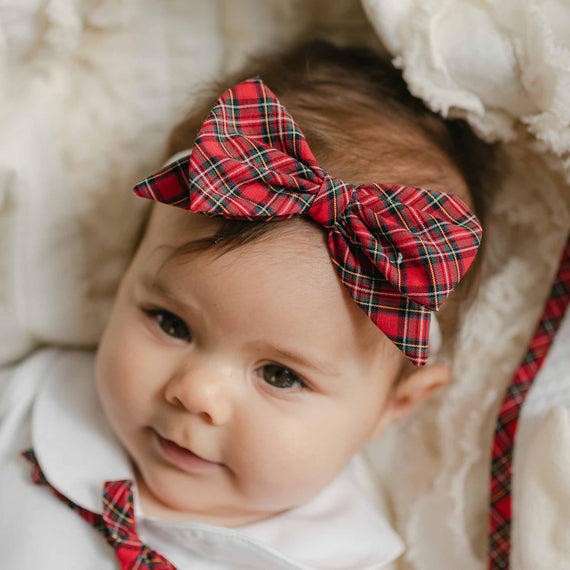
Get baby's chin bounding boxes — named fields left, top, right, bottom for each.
left=133, top=462, right=291, bottom=527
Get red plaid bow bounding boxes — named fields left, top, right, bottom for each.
left=133, top=78, right=482, bottom=366
left=22, top=449, right=176, bottom=569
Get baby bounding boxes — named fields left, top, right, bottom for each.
left=1, top=41, right=495, bottom=569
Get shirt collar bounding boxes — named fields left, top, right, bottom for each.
left=31, top=349, right=404, bottom=570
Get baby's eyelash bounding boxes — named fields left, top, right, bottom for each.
left=257, top=364, right=308, bottom=391
left=142, top=308, right=191, bottom=341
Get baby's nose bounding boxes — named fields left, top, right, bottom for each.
left=164, top=358, right=235, bottom=426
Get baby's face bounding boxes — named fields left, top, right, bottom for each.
left=95, top=203, right=404, bottom=526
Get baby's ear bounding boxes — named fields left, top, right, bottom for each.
left=367, top=363, right=451, bottom=441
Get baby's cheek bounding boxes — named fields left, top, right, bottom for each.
left=95, top=346, right=126, bottom=425
left=230, top=414, right=354, bottom=510
left=96, top=328, right=147, bottom=425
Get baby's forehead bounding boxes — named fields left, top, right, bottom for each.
left=144, top=202, right=220, bottom=245
left=141, top=204, right=328, bottom=276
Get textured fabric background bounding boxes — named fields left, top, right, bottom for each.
left=1, top=1, right=569, bottom=569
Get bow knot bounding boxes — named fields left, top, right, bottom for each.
left=308, top=175, right=354, bottom=229
left=22, top=449, right=177, bottom=569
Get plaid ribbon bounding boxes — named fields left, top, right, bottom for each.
left=488, top=235, right=570, bottom=569
left=21, top=449, right=177, bottom=570
left=133, top=78, right=482, bottom=366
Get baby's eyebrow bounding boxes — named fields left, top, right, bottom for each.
left=248, top=341, right=339, bottom=378
left=139, top=273, right=193, bottom=310
left=141, top=273, right=172, bottom=297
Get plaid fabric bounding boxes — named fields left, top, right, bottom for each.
left=21, top=449, right=177, bottom=570
left=488, top=235, right=570, bottom=569
left=133, top=78, right=482, bottom=366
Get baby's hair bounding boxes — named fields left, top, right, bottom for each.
left=140, top=40, right=497, bottom=361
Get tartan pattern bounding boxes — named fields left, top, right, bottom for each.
left=133, top=78, right=482, bottom=366
left=21, top=449, right=177, bottom=570
left=488, top=235, right=570, bottom=569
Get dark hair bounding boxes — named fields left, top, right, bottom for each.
left=142, top=40, right=497, bottom=359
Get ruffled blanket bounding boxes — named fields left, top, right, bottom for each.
left=1, top=1, right=569, bottom=568
left=363, top=0, right=570, bottom=182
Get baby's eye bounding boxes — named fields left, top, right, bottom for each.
left=260, top=364, right=306, bottom=390
left=144, top=309, right=191, bottom=341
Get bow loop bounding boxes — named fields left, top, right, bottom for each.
left=336, top=183, right=482, bottom=313
left=170, top=78, right=325, bottom=221
left=308, top=175, right=354, bottom=229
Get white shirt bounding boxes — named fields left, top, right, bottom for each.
left=0, top=348, right=404, bottom=570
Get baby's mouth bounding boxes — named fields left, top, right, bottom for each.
left=153, top=429, right=222, bottom=473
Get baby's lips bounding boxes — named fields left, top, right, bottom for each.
left=153, top=427, right=222, bottom=466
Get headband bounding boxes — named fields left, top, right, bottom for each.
left=133, top=78, right=482, bottom=366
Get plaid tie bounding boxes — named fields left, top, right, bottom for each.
left=488, top=235, right=570, bottom=569
left=21, top=449, right=177, bottom=570
left=133, top=78, right=482, bottom=367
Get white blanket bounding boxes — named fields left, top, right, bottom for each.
left=363, top=0, right=570, bottom=182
